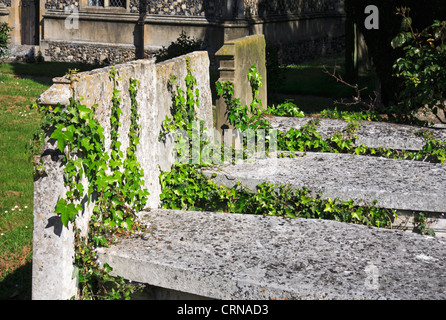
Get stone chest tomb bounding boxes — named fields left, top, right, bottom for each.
left=32, top=39, right=446, bottom=299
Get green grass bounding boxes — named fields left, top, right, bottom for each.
left=0, top=61, right=96, bottom=299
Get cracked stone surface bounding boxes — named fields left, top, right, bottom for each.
left=268, top=116, right=446, bottom=151
left=203, top=152, right=446, bottom=213
left=97, top=209, right=446, bottom=300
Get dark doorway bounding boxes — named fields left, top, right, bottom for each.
left=21, top=0, right=39, bottom=45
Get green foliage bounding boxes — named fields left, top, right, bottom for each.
left=46, top=97, right=105, bottom=226
left=275, top=118, right=446, bottom=164
left=277, top=119, right=331, bottom=153
left=216, top=65, right=271, bottom=132
left=160, top=57, right=211, bottom=166
left=0, top=22, right=12, bottom=59
left=33, top=67, right=149, bottom=299
left=160, top=165, right=397, bottom=229
left=91, top=69, right=149, bottom=235
left=216, top=81, right=251, bottom=130
left=161, top=61, right=400, bottom=231
left=73, top=226, right=144, bottom=300
left=234, top=67, right=446, bottom=164
left=413, top=212, right=436, bottom=236
left=159, top=164, right=227, bottom=212
left=319, top=107, right=382, bottom=122
left=266, top=100, right=305, bottom=118
left=155, top=31, right=205, bottom=63
left=159, top=57, right=445, bottom=243
left=414, top=130, right=446, bottom=163
left=392, top=9, right=446, bottom=122
left=164, top=59, right=200, bottom=131
left=345, top=0, right=446, bottom=106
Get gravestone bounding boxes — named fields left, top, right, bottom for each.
left=32, top=38, right=446, bottom=301
left=215, top=34, right=267, bottom=133
left=32, top=52, right=213, bottom=300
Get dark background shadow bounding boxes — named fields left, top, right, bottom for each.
left=0, top=262, right=32, bottom=300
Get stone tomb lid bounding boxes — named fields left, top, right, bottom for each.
left=97, top=209, right=446, bottom=300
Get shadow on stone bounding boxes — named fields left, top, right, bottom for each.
left=45, top=215, right=63, bottom=237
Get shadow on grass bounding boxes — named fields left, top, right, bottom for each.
left=4, top=61, right=100, bottom=85
left=277, top=65, right=376, bottom=99
left=267, top=54, right=378, bottom=115
left=0, top=261, right=32, bottom=300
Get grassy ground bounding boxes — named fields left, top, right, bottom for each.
left=0, top=61, right=96, bottom=300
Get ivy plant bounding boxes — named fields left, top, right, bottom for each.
left=266, top=100, right=305, bottom=118
left=159, top=62, right=446, bottom=236
left=0, top=22, right=12, bottom=60
left=392, top=8, right=446, bottom=123
left=160, top=63, right=399, bottom=230
left=33, top=67, right=149, bottom=299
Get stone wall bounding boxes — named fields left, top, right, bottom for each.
left=45, top=0, right=78, bottom=10
left=0, top=0, right=11, bottom=7
left=215, top=34, right=267, bottom=132
left=34, top=0, right=345, bottom=65
left=44, top=41, right=157, bottom=65
left=43, top=0, right=227, bottom=16
left=33, top=51, right=213, bottom=299
left=279, top=34, right=345, bottom=65
left=2, top=0, right=346, bottom=63
left=147, top=0, right=225, bottom=17
left=244, top=0, right=344, bottom=17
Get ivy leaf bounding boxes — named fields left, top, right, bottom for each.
left=55, top=198, right=79, bottom=227
left=352, top=207, right=363, bottom=221
left=121, top=218, right=134, bottom=230
left=391, top=32, right=412, bottom=49
left=78, top=105, right=91, bottom=120
left=76, top=182, right=84, bottom=195
left=93, top=235, right=107, bottom=247
left=81, top=138, right=94, bottom=152
left=51, top=128, right=67, bottom=153
left=103, top=263, right=113, bottom=273
left=112, top=209, right=123, bottom=222
left=323, top=203, right=333, bottom=213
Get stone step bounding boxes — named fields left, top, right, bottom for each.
left=203, top=152, right=446, bottom=235
left=268, top=116, right=446, bottom=151
left=97, top=209, right=446, bottom=300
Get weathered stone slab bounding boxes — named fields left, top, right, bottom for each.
left=203, top=152, right=446, bottom=213
left=97, top=209, right=446, bottom=300
left=268, top=116, right=446, bottom=151
left=32, top=52, right=213, bottom=300
left=215, top=35, right=267, bottom=133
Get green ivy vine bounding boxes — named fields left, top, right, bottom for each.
left=34, top=67, right=149, bottom=299
left=216, top=65, right=446, bottom=165
left=159, top=64, right=398, bottom=230
left=158, top=63, right=446, bottom=236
